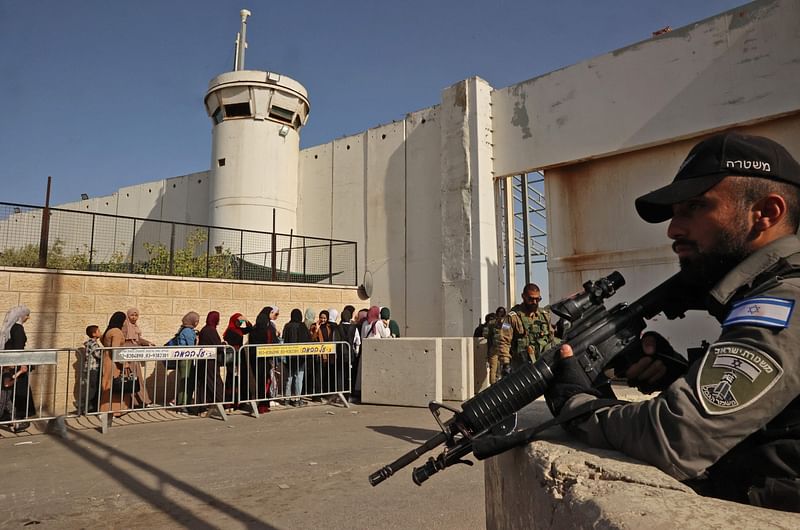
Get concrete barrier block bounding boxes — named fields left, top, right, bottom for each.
left=485, top=397, right=800, bottom=529
left=473, top=337, right=489, bottom=393
left=442, top=338, right=469, bottom=401
left=361, top=338, right=441, bottom=407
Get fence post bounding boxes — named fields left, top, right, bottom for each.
left=206, top=226, right=211, bottom=278
left=328, top=239, right=333, bottom=285
left=88, top=213, right=96, bottom=271
left=239, top=231, right=244, bottom=280
left=168, top=223, right=176, bottom=276
left=130, top=219, right=136, bottom=273
left=38, top=176, right=52, bottom=268
left=303, top=237, right=307, bottom=281
left=271, top=209, right=277, bottom=281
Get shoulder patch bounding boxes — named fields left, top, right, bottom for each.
left=722, top=296, right=795, bottom=329
left=696, top=341, right=784, bottom=415
left=507, top=311, right=517, bottom=317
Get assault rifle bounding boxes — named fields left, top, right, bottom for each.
left=369, top=271, right=695, bottom=486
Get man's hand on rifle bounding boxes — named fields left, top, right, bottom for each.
left=544, top=344, right=606, bottom=416
left=624, top=331, right=688, bottom=394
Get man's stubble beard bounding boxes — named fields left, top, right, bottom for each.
left=677, top=217, right=752, bottom=290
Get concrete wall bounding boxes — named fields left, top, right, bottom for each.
left=491, top=0, right=800, bottom=176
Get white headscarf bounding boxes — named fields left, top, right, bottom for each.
left=0, top=305, right=30, bottom=348
left=327, top=308, right=339, bottom=324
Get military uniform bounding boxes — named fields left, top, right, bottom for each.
left=562, top=235, right=800, bottom=511
left=484, top=315, right=524, bottom=384
left=509, top=304, right=556, bottom=369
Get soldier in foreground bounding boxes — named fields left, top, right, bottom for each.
left=547, top=131, right=800, bottom=512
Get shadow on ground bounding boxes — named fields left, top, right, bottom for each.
left=56, top=428, right=277, bottom=529
left=368, top=425, right=441, bottom=444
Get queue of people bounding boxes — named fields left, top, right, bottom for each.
left=0, top=303, right=401, bottom=429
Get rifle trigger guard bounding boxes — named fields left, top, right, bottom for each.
left=428, top=402, right=465, bottom=444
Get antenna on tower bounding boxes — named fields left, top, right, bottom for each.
left=233, top=9, right=252, bottom=71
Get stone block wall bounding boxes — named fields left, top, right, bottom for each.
left=0, top=266, right=364, bottom=418
left=0, top=267, right=363, bottom=349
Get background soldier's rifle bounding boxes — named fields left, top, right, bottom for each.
left=369, top=271, right=695, bottom=486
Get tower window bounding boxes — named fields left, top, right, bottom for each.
left=269, top=105, right=295, bottom=124
left=224, top=102, right=252, bottom=118
left=218, top=158, right=226, bottom=167
left=212, top=107, right=223, bottom=125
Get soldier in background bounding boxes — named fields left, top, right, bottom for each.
left=484, top=307, right=520, bottom=384
left=509, top=283, right=557, bottom=371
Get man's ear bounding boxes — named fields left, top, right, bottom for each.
left=752, top=194, right=788, bottom=232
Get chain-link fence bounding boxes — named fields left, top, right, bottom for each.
left=0, top=202, right=357, bottom=285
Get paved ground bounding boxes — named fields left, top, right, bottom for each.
left=0, top=402, right=485, bottom=529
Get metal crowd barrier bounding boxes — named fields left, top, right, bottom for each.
left=85, top=344, right=236, bottom=433
left=1, top=341, right=353, bottom=436
left=240, top=341, right=352, bottom=412
left=0, top=348, right=82, bottom=435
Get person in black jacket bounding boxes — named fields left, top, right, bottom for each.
left=0, top=305, right=35, bottom=432
left=282, top=309, right=311, bottom=406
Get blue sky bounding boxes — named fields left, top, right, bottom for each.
left=0, top=0, right=747, bottom=207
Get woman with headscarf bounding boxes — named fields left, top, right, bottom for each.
left=305, top=308, right=318, bottom=337
left=196, top=311, right=225, bottom=409
left=249, top=306, right=280, bottom=413
left=361, top=306, right=391, bottom=339
left=282, top=309, right=311, bottom=406
left=312, top=309, right=341, bottom=399
left=1, top=305, right=35, bottom=432
left=99, top=311, right=131, bottom=415
left=380, top=307, right=401, bottom=338
left=121, top=307, right=154, bottom=408
left=222, top=312, right=252, bottom=407
left=175, top=311, right=200, bottom=411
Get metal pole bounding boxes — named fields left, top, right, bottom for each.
left=503, top=178, right=516, bottom=306
left=354, top=241, right=358, bottom=287
left=88, top=213, right=96, bottom=270
left=520, top=174, right=531, bottom=286
left=303, top=238, right=307, bottom=281
left=38, top=176, right=52, bottom=268
left=328, top=240, right=333, bottom=285
left=168, top=223, right=176, bottom=276
left=235, top=9, right=251, bottom=71
left=130, top=219, right=136, bottom=273
left=286, top=229, right=293, bottom=282
left=239, top=230, right=244, bottom=280
left=271, top=208, right=277, bottom=281
left=205, top=226, right=211, bottom=278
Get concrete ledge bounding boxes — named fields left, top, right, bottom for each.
left=442, top=338, right=470, bottom=400
left=485, top=398, right=800, bottom=529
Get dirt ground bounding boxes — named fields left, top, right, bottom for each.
left=0, top=402, right=485, bottom=529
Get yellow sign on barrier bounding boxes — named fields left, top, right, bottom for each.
left=256, top=343, right=336, bottom=357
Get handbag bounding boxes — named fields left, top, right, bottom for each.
left=111, top=373, right=141, bottom=395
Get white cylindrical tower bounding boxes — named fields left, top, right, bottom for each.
left=205, top=11, right=310, bottom=236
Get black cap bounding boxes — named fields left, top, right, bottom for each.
left=635, top=131, right=800, bottom=223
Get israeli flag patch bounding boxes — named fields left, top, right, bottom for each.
left=723, top=297, right=795, bottom=329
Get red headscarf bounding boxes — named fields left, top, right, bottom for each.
left=226, top=313, right=244, bottom=336
left=367, top=306, right=381, bottom=324
left=206, top=311, right=220, bottom=327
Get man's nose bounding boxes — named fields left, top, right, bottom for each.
left=666, top=217, right=685, bottom=240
